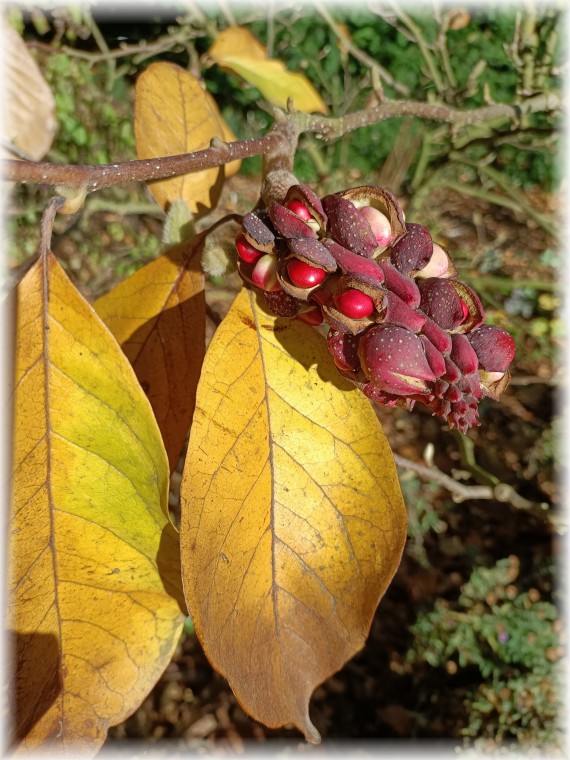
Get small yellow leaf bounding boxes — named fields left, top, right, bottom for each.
left=9, top=252, right=185, bottom=754
left=134, top=62, right=241, bottom=216
left=208, top=25, right=268, bottom=62
left=94, top=237, right=206, bottom=473
left=180, top=288, right=406, bottom=741
left=208, top=27, right=328, bottom=114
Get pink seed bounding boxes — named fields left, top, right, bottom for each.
left=360, top=206, right=392, bottom=247
left=416, top=243, right=451, bottom=278
left=334, top=289, right=375, bottom=319
left=252, top=254, right=281, bottom=292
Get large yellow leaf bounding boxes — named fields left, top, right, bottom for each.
left=180, top=288, right=406, bottom=741
left=208, top=27, right=328, bottom=114
left=9, top=252, right=185, bottom=754
left=94, top=237, right=206, bottom=473
left=134, top=61, right=241, bottom=216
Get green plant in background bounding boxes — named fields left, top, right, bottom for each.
left=400, top=470, right=447, bottom=568
left=44, top=53, right=135, bottom=165
left=408, top=556, right=562, bottom=750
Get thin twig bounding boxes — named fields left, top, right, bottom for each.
left=436, top=13, right=457, bottom=90
left=296, top=91, right=561, bottom=141
left=39, top=197, right=66, bottom=258
left=205, top=303, right=223, bottom=327
left=477, top=163, right=558, bottom=236
left=394, top=453, right=492, bottom=502
left=509, top=375, right=556, bottom=386
left=462, top=274, right=558, bottom=293
left=388, top=3, right=445, bottom=93
left=59, top=26, right=199, bottom=64
left=439, top=176, right=557, bottom=237
left=393, top=453, right=556, bottom=528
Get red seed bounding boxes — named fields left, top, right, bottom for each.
left=334, top=289, right=374, bottom=319
left=285, top=200, right=312, bottom=221
left=287, top=259, right=326, bottom=288
left=236, top=234, right=262, bottom=264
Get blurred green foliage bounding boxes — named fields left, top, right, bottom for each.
left=400, top=472, right=447, bottom=568
left=223, top=8, right=561, bottom=190
left=408, top=557, right=562, bottom=749
left=44, top=54, right=135, bottom=165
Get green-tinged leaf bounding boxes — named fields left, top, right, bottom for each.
left=9, top=252, right=185, bottom=755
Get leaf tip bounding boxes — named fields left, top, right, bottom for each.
left=302, top=717, right=321, bottom=744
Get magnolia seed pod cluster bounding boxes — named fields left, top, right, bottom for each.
left=234, top=184, right=515, bottom=433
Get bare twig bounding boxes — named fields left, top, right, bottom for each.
left=393, top=453, right=557, bottom=529
left=4, top=92, right=560, bottom=191
left=205, top=303, right=223, bottom=327
left=394, top=453, right=491, bottom=502
left=3, top=132, right=285, bottom=190
left=39, top=197, right=66, bottom=258
left=59, top=25, right=201, bottom=65
left=439, top=175, right=557, bottom=237
left=388, top=3, right=445, bottom=93
left=462, top=275, right=559, bottom=293
left=296, top=91, right=561, bottom=141
left=436, top=12, right=457, bottom=90
left=509, top=375, right=556, bottom=386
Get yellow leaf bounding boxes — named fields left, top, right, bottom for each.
left=208, top=27, right=328, bottom=115
left=208, top=25, right=268, bottom=62
left=134, top=62, right=241, bottom=216
left=180, top=288, right=406, bottom=741
left=9, top=252, right=185, bottom=754
left=94, top=237, right=206, bottom=473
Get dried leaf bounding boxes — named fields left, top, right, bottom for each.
left=208, top=27, right=328, bottom=114
left=134, top=62, right=241, bottom=216
left=180, top=288, right=406, bottom=741
left=2, top=21, right=56, bottom=160
left=9, top=252, right=185, bottom=754
left=447, top=8, right=471, bottom=30
left=95, top=237, right=206, bottom=473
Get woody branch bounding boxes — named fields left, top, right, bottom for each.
left=2, top=93, right=560, bottom=191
